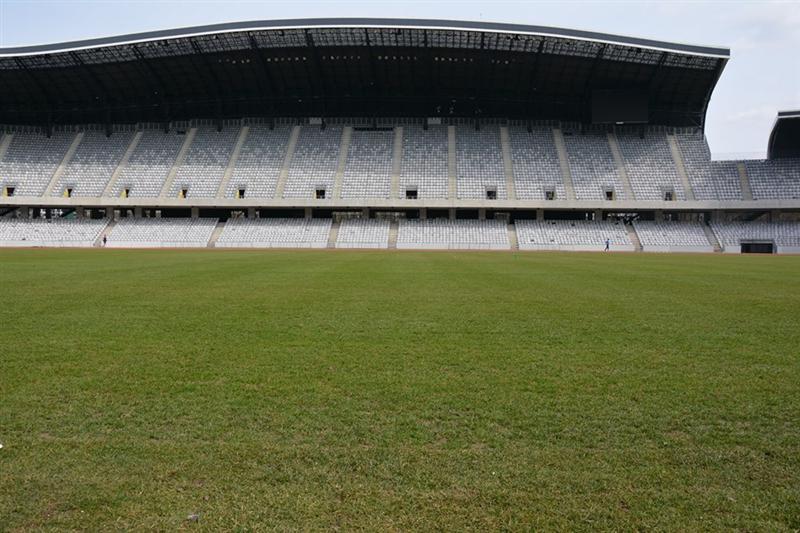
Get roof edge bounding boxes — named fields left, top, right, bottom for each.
left=0, top=18, right=731, bottom=59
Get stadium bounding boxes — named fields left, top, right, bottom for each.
left=1, top=15, right=799, bottom=530
left=0, top=18, right=797, bottom=251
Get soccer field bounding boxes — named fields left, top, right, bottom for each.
left=1, top=249, right=798, bottom=530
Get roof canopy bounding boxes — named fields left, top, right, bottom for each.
left=768, top=111, right=800, bottom=159
left=0, top=18, right=729, bottom=127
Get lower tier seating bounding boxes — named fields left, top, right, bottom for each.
left=711, top=221, right=800, bottom=253
left=397, top=219, right=509, bottom=250
left=515, top=219, right=633, bottom=251
left=335, top=218, right=390, bottom=249
left=107, top=217, right=217, bottom=248
left=216, top=217, right=331, bottom=248
left=632, top=221, right=713, bottom=252
left=0, top=218, right=107, bottom=247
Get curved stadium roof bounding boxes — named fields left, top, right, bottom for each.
left=0, top=18, right=729, bottom=127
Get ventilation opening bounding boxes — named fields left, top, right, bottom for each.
left=3, top=186, right=14, bottom=197
left=604, top=188, right=615, bottom=201
left=121, top=187, right=130, bottom=199
left=237, top=188, right=246, bottom=199
left=179, top=188, right=188, bottom=199
left=315, top=188, right=326, bottom=199
left=545, top=189, right=556, bottom=201
left=406, top=188, right=418, bottom=200
left=64, top=187, right=73, bottom=198
left=664, top=189, right=675, bottom=201
left=486, top=188, right=497, bottom=200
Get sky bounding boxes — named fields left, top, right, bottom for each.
left=0, top=0, right=797, bottom=159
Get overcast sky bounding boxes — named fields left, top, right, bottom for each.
left=0, top=0, right=797, bottom=158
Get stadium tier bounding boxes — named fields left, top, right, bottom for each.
left=0, top=19, right=797, bottom=252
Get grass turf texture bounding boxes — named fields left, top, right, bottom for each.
left=0, top=249, right=798, bottom=531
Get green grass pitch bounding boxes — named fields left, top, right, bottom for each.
left=1, top=249, right=798, bottom=530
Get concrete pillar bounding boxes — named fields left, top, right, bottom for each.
left=134, top=207, right=143, bottom=218
left=106, top=207, right=115, bottom=219
left=419, top=208, right=427, bottom=220
left=19, top=206, right=31, bottom=219
left=304, top=207, right=312, bottom=219
left=75, top=207, right=84, bottom=219
left=449, top=208, right=456, bottom=220
left=478, top=208, right=486, bottom=220
left=361, top=207, right=370, bottom=219
left=594, top=209, right=602, bottom=221
left=247, top=207, right=256, bottom=219
left=536, top=208, right=544, bottom=221
left=770, top=209, right=781, bottom=222
left=654, top=210, right=664, bottom=222
left=191, top=207, right=199, bottom=219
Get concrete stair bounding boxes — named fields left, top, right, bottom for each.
left=388, top=220, right=399, bottom=249
left=626, top=223, right=643, bottom=252
left=327, top=220, right=340, bottom=249
left=0, top=133, right=13, bottom=162
left=607, top=132, right=635, bottom=200
left=45, top=132, right=83, bottom=197
left=507, top=223, right=519, bottom=250
left=500, top=127, right=517, bottom=200
left=332, top=127, right=352, bottom=199
left=737, top=162, right=754, bottom=201
left=94, top=218, right=117, bottom=247
left=207, top=220, right=226, bottom=248
left=216, top=126, right=250, bottom=198
left=667, top=133, right=696, bottom=201
left=159, top=127, right=197, bottom=199
left=552, top=128, right=576, bottom=201
left=103, top=130, right=143, bottom=197
left=274, top=125, right=300, bottom=199
left=447, top=125, right=457, bottom=199
left=702, top=223, right=723, bottom=252
left=390, top=126, right=403, bottom=199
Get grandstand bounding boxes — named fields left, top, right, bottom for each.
left=0, top=19, right=797, bottom=252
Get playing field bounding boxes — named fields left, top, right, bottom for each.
left=1, top=249, right=798, bottom=530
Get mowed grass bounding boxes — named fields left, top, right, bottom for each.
left=0, top=249, right=799, bottom=531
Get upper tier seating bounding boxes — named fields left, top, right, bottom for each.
left=563, top=132, right=627, bottom=200
left=455, top=127, right=507, bottom=199
left=675, top=132, right=742, bottom=200
left=226, top=126, right=292, bottom=199
left=341, top=130, right=393, bottom=199
left=107, top=217, right=218, bottom=247
left=52, top=131, right=134, bottom=198
left=710, top=221, right=800, bottom=252
left=112, top=130, right=185, bottom=197
left=216, top=217, right=332, bottom=248
left=169, top=127, right=239, bottom=198
left=0, top=132, right=75, bottom=196
left=516, top=219, right=633, bottom=251
left=744, top=159, right=800, bottom=200
left=632, top=221, right=713, bottom=252
left=283, top=126, right=342, bottom=198
left=509, top=126, right=565, bottom=200
left=335, top=218, right=390, bottom=248
left=399, top=125, right=449, bottom=199
left=397, top=219, right=509, bottom=250
left=616, top=132, right=685, bottom=201
left=0, top=217, right=107, bottom=247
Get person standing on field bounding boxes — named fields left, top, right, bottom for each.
left=605, top=238, right=610, bottom=251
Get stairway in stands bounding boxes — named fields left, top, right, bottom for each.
left=388, top=221, right=399, bottom=249
left=94, top=219, right=116, bottom=247
left=702, top=223, right=723, bottom=252
left=625, top=223, right=643, bottom=252
left=207, top=220, right=226, bottom=248
left=507, top=224, right=519, bottom=250
left=326, top=220, right=340, bottom=249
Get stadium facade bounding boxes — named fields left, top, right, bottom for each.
left=0, top=19, right=798, bottom=252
